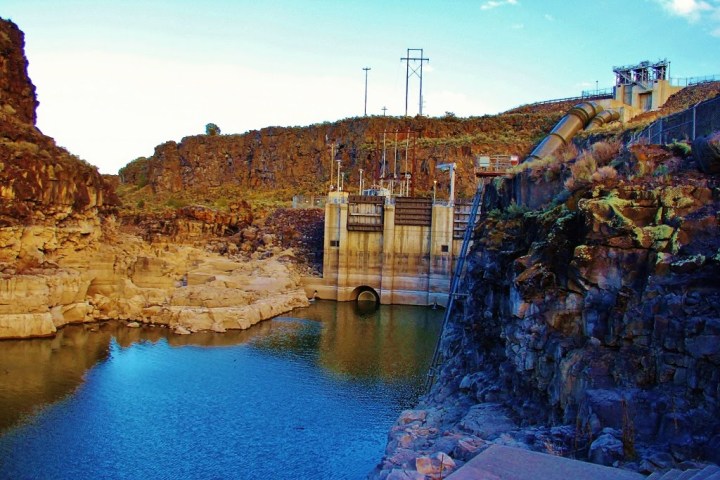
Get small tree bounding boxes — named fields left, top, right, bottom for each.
left=205, top=123, right=221, bottom=136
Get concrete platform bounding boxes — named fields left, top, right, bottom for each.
left=446, top=445, right=645, bottom=480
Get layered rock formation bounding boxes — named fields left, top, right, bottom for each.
left=120, top=112, right=566, bottom=200
left=0, top=18, right=308, bottom=339
left=374, top=125, right=720, bottom=477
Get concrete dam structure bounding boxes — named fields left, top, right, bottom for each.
left=302, top=60, right=687, bottom=307
left=303, top=190, right=473, bottom=307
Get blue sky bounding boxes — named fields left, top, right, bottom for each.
left=3, top=0, right=720, bottom=174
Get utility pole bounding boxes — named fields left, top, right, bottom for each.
left=401, top=48, right=429, bottom=116
left=382, top=106, right=387, bottom=116
left=336, top=159, right=342, bottom=192
left=363, top=67, right=371, bottom=116
left=328, top=141, right=337, bottom=191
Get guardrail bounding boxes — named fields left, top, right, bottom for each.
left=509, top=90, right=615, bottom=111
left=670, top=75, right=720, bottom=87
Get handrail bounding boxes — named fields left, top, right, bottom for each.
left=425, top=180, right=485, bottom=392
left=670, top=74, right=720, bottom=87
left=505, top=91, right=614, bottom=112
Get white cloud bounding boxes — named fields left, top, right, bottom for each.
left=653, top=0, right=720, bottom=37
left=544, top=13, right=555, bottom=21
left=654, top=0, right=717, bottom=22
left=480, top=0, right=519, bottom=11
left=511, top=23, right=525, bottom=29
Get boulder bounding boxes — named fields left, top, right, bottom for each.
left=458, top=404, right=516, bottom=440
left=415, top=452, right=456, bottom=477
left=589, top=433, right=624, bottom=466
left=386, top=469, right=426, bottom=480
left=693, top=131, right=720, bottom=174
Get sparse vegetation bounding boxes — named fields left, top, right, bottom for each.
left=564, top=152, right=597, bottom=191
left=590, top=165, right=618, bottom=184
left=488, top=201, right=529, bottom=220
left=653, top=164, right=670, bottom=178
left=590, top=140, right=620, bottom=165
left=667, top=140, right=692, bottom=157
left=165, top=197, right=188, bottom=209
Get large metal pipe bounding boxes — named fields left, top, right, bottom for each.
left=585, top=109, right=620, bottom=130
left=526, top=102, right=603, bottom=162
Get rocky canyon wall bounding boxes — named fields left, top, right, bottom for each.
left=0, top=18, right=308, bottom=339
left=121, top=112, right=566, bottom=199
left=374, top=128, right=720, bottom=478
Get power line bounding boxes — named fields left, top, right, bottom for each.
left=401, top=48, right=429, bottom=116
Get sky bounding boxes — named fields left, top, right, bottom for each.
left=3, top=0, right=720, bottom=174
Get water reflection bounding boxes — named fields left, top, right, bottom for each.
left=0, top=301, right=441, bottom=434
left=0, top=324, right=111, bottom=432
left=253, top=301, right=442, bottom=382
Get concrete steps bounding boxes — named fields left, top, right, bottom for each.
left=446, top=444, right=645, bottom=480
left=647, top=465, right=720, bottom=480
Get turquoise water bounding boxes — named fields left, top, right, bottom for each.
left=0, top=301, right=442, bottom=479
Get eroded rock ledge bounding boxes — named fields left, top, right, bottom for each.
left=0, top=221, right=309, bottom=339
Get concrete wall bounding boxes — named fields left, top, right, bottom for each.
left=303, top=193, right=460, bottom=306
left=613, top=79, right=683, bottom=112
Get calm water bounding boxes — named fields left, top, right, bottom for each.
left=0, top=301, right=441, bottom=480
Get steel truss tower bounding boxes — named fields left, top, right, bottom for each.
left=401, top=48, right=429, bottom=116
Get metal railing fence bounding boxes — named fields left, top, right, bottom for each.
left=630, top=95, right=720, bottom=145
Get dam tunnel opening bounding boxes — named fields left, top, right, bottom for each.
left=352, top=286, right=380, bottom=305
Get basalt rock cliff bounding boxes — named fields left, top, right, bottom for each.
left=0, top=18, right=308, bottom=340
left=120, top=112, right=567, bottom=200
left=0, top=21, right=117, bottom=228
left=373, top=106, right=720, bottom=478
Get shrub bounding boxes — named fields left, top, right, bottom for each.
left=564, top=152, right=597, bottom=191
left=558, top=143, right=579, bottom=162
left=591, top=140, right=620, bottom=165
left=543, top=157, right=564, bottom=182
left=590, top=166, right=618, bottom=184
left=488, top=201, right=529, bottom=220
left=667, top=141, right=691, bottom=157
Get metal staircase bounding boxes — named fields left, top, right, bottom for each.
left=425, top=180, right=485, bottom=392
